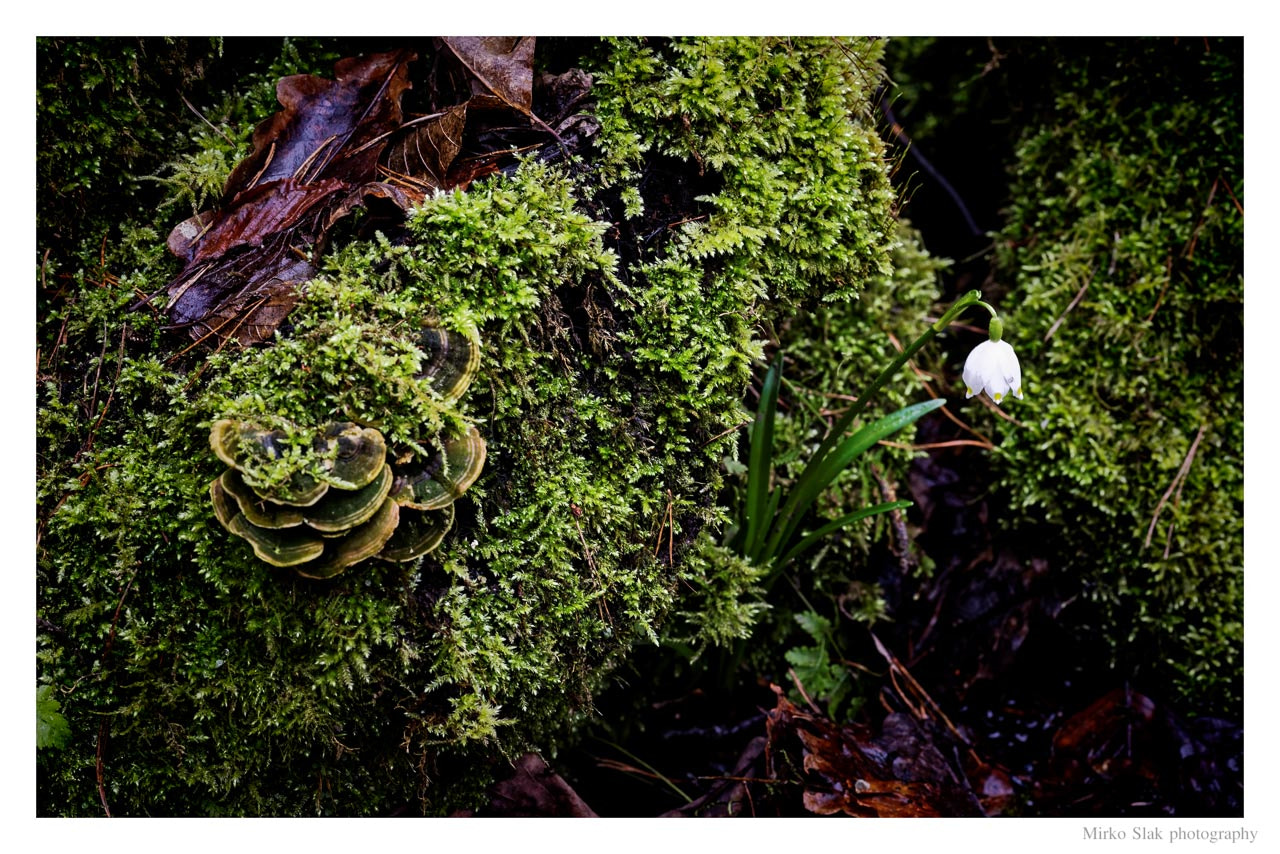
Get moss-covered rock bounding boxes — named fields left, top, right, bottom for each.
left=970, top=39, right=1243, bottom=711
left=37, top=37, right=916, bottom=815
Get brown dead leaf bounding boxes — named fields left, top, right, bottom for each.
left=441, top=37, right=535, bottom=115
left=160, top=51, right=416, bottom=338
left=467, top=752, right=599, bottom=817
left=226, top=50, right=417, bottom=197
left=150, top=43, right=584, bottom=350
left=380, top=103, right=467, bottom=193
left=165, top=233, right=315, bottom=346
left=167, top=178, right=345, bottom=268
left=1050, top=687, right=1158, bottom=787
left=159, top=51, right=417, bottom=346
left=766, top=686, right=983, bottom=817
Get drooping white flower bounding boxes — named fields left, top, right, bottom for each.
left=963, top=339, right=1024, bottom=405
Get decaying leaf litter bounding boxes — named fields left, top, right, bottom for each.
left=141, top=38, right=591, bottom=351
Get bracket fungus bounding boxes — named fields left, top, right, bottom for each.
left=416, top=325, right=481, bottom=403
left=390, top=425, right=488, bottom=511
left=207, top=326, right=485, bottom=577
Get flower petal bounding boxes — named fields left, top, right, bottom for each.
left=962, top=337, right=1024, bottom=404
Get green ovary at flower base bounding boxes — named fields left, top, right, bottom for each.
left=962, top=315, right=1024, bottom=405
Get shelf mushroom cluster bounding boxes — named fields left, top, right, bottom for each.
left=208, top=326, right=486, bottom=579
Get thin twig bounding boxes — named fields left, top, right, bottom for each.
left=871, top=461, right=912, bottom=574
left=1184, top=177, right=1220, bottom=260
left=1143, top=255, right=1174, bottom=324
left=345, top=110, right=449, bottom=162
left=651, top=490, right=676, bottom=568
left=934, top=405, right=996, bottom=449
left=180, top=93, right=235, bottom=147
left=572, top=512, right=610, bottom=625
left=85, top=325, right=128, bottom=452
left=666, top=492, right=675, bottom=567
left=1162, top=467, right=1193, bottom=560
left=870, top=632, right=984, bottom=768
left=879, top=438, right=996, bottom=451
left=700, top=418, right=752, bottom=449
left=96, top=721, right=112, bottom=817
left=1044, top=266, right=1095, bottom=342
left=787, top=667, right=824, bottom=717
left=1144, top=425, right=1207, bottom=551
left=85, top=319, right=109, bottom=430
left=168, top=292, right=270, bottom=364
left=1220, top=177, right=1244, bottom=217
left=292, top=135, right=339, bottom=184
left=974, top=394, right=1027, bottom=427
left=243, top=140, right=277, bottom=192
left=594, top=740, right=693, bottom=803
left=878, top=91, right=984, bottom=238
left=94, top=563, right=140, bottom=818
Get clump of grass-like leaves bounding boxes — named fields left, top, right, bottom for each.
left=729, top=353, right=944, bottom=575
left=731, top=290, right=1004, bottom=577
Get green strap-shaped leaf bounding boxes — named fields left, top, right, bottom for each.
left=742, top=355, right=782, bottom=562
left=774, top=499, right=913, bottom=570
left=763, top=397, right=945, bottom=564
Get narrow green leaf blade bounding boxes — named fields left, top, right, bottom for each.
left=748, top=474, right=786, bottom=564
left=766, top=397, right=945, bottom=561
left=742, top=355, right=782, bottom=559
left=775, top=499, right=913, bottom=569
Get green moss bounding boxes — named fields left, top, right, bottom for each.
left=37, top=36, right=908, bottom=815
left=978, top=39, right=1243, bottom=710
left=659, top=221, right=948, bottom=681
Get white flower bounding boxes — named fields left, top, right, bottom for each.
left=963, top=339, right=1024, bottom=405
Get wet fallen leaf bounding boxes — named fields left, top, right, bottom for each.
left=441, top=37, right=535, bottom=116
left=160, top=51, right=417, bottom=346
left=1051, top=687, right=1158, bottom=786
left=152, top=42, right=584, bottom=350
left=380, top=103, right=467, bottom=193
left=765, top=686, right=983, bottom=817
left=461, top=752, right=598, bottom=817
left=225, top=50, right=416, bottom=197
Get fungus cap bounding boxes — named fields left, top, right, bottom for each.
left=380, top=503, right=455, bottom=562
left=416, top=326, right=481, bottom=402
left=294, top=498, right=400, bottom=579
left=304, top=463, right=394, bottom=533
left=391, top=425, right=487, bottom=511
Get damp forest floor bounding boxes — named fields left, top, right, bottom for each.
left=465, top=415, right=1244, bottom=818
